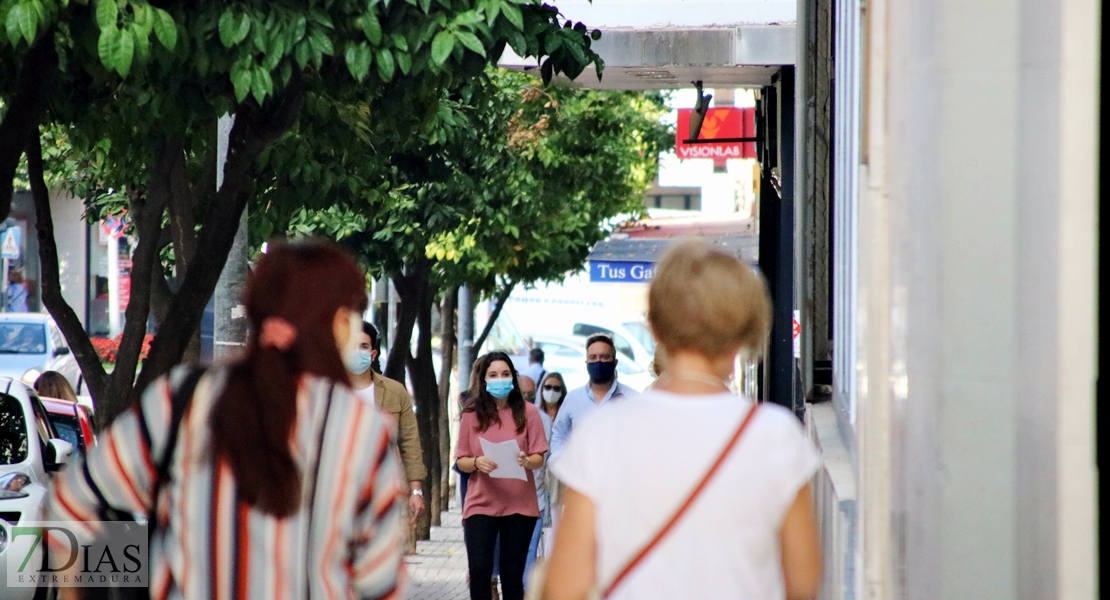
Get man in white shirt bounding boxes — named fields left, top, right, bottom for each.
left=549, top=334, right=639, bottom=458
left=522, top=348, right=546, bottom=394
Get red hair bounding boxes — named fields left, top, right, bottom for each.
left=209, top=239, right=367, bottom=517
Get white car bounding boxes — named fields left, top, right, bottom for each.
left=0, top=313, right=82, bottom=393
left=569, top=318, right=656, bottom=372
left=531, top=334, right=655, bottom=393
left=0, top=378, right=73, bottom=600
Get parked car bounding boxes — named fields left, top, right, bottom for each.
left=569, top=317, right=655, bottom=372
left=40, top=396, right=95, bottom=460
left=531, top=334, right=654, bottom=393
left=0, top=313, right=81, bottom=393
left=0, top=378, right=73, bottom=600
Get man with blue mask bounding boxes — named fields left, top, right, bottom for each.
left=549, top=334, right=640, bottom=459
left=348, top=321, right=427, bottom=552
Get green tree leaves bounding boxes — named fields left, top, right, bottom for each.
left=218, top=10, right=251, bottom=48
left=94, top=0, right=117, bottom=30
left=357, top=13, right=382, bottom=45
left=255, top=68, right=671, bottom=301
left=98, top=25, right=135, bottom=77
left=376, top=47, right=395, bottom=82
left=150, top=8, right=176, bottom=49
left=431, top=30, right=455, bottom=66
left=455, top=30, right=485, bottom=56
left=345, top=42, right=373, bottom=82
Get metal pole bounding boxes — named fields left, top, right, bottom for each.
left=107, top=235, right=121, bottom=337
left=456, top=286, right=474, bottom=393
left=1, top=257, right=8, bottom=312
left=372, top=276, right=389, bottom=353
left=213, top=114, right=249, bottom=363
left=757, top=70, right=800, bottom=418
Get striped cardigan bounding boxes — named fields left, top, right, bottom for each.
left=46, top=367, right=408, bottom=600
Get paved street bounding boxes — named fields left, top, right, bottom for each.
left=405, top=508, right=470, bottom=600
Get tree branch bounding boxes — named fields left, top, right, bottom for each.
left=472, top=279, right=517, bottom=352
left=0, top=39, right=58, bottom=221
left=107, top=139, right=177, bottom=415
left=27, top=135, right=111, bottom=408
left=135, top=76, right=306, bottom=393
left=150, top=260, right=173, bottom=325
left=167, top=142, right=197, bottom=281
left=385, top=270, right=420, bottom=382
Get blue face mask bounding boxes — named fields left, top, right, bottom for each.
left=345, top=349, right=374, bottom=375
left=486, top=378, right=514, bottom=399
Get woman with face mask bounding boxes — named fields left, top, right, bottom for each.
left=347, top=321, right=427, bottom=531
left=455, top=351, right=549, bottom=600
left=46, top=240, right=408, bottom=598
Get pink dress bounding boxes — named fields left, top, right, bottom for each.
left=456, top=402, right=548, bottom=520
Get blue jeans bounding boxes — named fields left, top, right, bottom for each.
left=523, top=507, right=547, bottom=589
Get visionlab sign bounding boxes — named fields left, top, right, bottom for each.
left=589, top=260, right=656, bottom=283
left=675, top=107, right=756, bottom=160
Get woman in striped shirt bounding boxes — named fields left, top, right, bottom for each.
left=46, top=240, right=407, bottom=600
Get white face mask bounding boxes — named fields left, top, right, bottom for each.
left=542, top=389, right=561, bottom=403
left=340, top=311, right=362, bottom=367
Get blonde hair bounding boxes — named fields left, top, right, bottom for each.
left=650, top=343, right=666, bottom=377
left=648, top=239, right=771, bottom=359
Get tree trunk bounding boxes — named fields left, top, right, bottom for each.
left=135, top=77, right=305, bottom=396
left=28, top=136, right=110, bottom=409
left=0, top=38, right=57, bottom=221
left=407, top=276, right=441, bottom=542
left=31, top=134, right=174, bottom=424
left=472, top=280, right=517, bottom=352
left=437, top=287, right=458, bottom=515
left=106, top=139, right=177, bottom=412
left=385, top=272, right=421, bottom=382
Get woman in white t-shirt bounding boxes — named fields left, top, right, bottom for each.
left=544, top=239, right=822, bottom=600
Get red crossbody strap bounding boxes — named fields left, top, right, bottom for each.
left=602, top=404, right=760, bottom=598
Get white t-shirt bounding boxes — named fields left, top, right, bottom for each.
left=352, top=383, right=376, bottom=405
left=550, top=391, right=821, bottom=600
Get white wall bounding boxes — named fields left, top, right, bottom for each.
left=49, top=191, right=88, bottom=326
left=844, top=0, right=1101, bottom=597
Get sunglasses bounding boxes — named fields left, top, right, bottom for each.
left=542, top=385, right=563, bottom=391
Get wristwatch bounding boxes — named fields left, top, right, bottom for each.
left=411, top=488, right=424, bottom=497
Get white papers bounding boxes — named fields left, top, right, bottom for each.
left=478, top=437, right=528, bottom=481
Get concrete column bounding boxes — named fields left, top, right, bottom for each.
left=859, top=0, right=1100, bottom=597
left=372, top=276, right=389, bottom=352
left=213, top=114, right=249, bottom=362
left=457, top=286, right=474, bottom=393
left=795, top=0, right=832, bottom=402
left=107, top=235, right=121, bottom=337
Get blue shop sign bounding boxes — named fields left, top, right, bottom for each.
left=589, top=260, right=656, bottom=283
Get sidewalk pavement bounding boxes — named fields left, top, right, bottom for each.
left=405, top=508, right=469, bottom=600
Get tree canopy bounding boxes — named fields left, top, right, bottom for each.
left=262, top=66, right=671, bottom=539
left=1, top=0, right=605, bottom=422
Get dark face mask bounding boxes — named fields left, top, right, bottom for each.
left=587, top=360, right=617, bottom=384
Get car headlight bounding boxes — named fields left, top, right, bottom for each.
left=21, top=368, right=41, bottom=384
left=0, top=472, right=31, bottom=500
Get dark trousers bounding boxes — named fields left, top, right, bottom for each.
left=463, top=514, right=538, bottom=600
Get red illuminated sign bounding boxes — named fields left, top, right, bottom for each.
left=675, top=107, right=756, bottom=160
